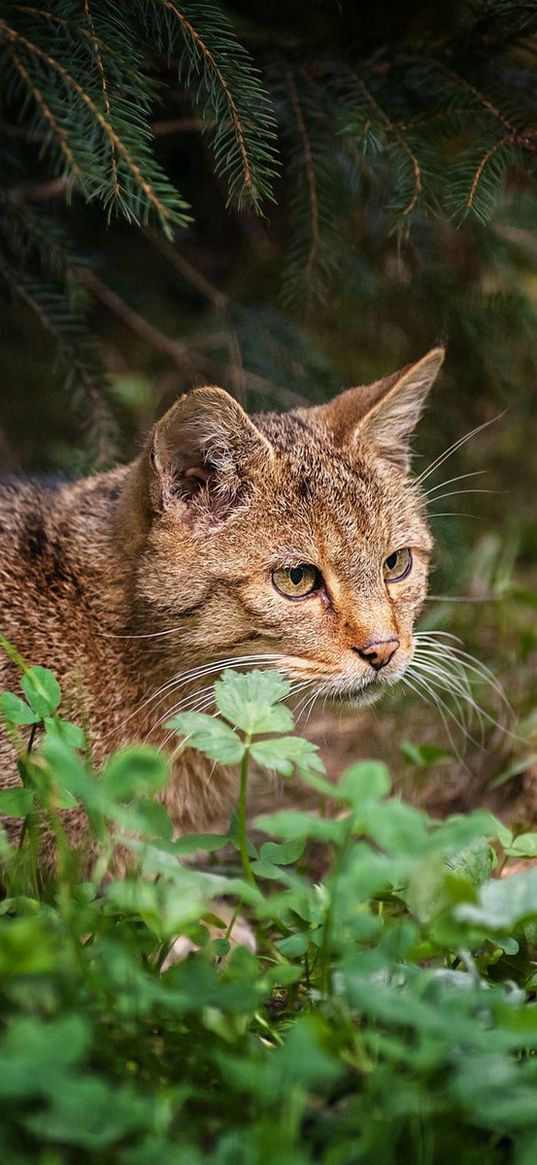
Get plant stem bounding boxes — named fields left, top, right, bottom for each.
left=319, top=822, right=352, bottom=997
left=16, top=725, right=40, bottom=894
left=238, top=739, right=255, bottom=886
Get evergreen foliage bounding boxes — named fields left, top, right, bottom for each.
left=3, top=1, right=537, bottom=442
left=0, top=0, right=277, bottom=439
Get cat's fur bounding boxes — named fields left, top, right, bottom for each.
left=0, top=348, right=444, bottom=859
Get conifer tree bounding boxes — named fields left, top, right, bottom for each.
left=1, top=0, right=537, bottom=458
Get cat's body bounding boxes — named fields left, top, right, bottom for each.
left=0, top=469, right=243, bottom=843
left=0, top=349, right=444, bottom=860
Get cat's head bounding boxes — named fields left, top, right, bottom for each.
left=123, top=348, right=444, bottom=705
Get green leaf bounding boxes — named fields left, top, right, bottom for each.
left=256, top=808, right=346, bottom=845
left=457, top=867, right=537, bottom=932
left=505, top=833, right=537, bottom=858
left=131, top=800, right=174, bottom=841
left=400, top=740, right=450, bottom=768
left=0, top=692, right=38, bottom=726
left=44, top=717, right=85, bottom=748
left=101, top=747, right=169, bottom=801
left=250, top=859, right=295, bottom=881
left=0, top=1015, right=90, bottom=1099
left=0, top=787, right=34, bottom=817
left=41, top=737, right=100, bottom=813
left=214, top=668, right=292, bottom=735
left=340, top=761, right=391, bottom=806
left=105, top=876, right=211, bottom=937
left=123, top=1140, right=203, bottom=1165
left=276, top=931, right=310, bottom=957
left=166, top=712, right=245, bottom=764
left=169, top=833, right=230, bottom=856
left=21, top=666, right=61, bottom=718
left=26, top=1078, right=153, bottom=1148
left=489, top=755, right=537, bottom=790
left=259, top=837, right=305, bottom=865
left=362, top=797, right=430, bottom=856
left=434, top=812, right=513, bottom=851
left=228, top=810, right=258, bottom=858
left=495, top=936, right=519, bottom=955
left=444, top=838, right=495, bottom=887
left=264, top=963, right=303, bottom=987
left=407, top=840, right=494, bottom=926
left=250, top=735, right=324, bottom=777
left=153, top=2, right=278, bottom=213
left=0, top=916, right=62, bottom=977
left=219, top=1015, right=339, bottom=1097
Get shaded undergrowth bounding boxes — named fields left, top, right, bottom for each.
left=2, top=661, right=537, bottom=1162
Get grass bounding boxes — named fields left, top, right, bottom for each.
left=2, top=661, right=537, bottom=1163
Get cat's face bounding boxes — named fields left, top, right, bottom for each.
left=127, top=349, right=443, bottom=706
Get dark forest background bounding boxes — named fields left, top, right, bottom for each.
left=1, top=0, right=537, bottom=815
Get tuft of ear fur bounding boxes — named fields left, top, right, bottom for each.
left=149, top=386, right=273, bottom=521
left=309, top=347, right=445, bottom=472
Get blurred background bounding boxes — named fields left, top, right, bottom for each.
left=1, top=0, right=537, bottom=821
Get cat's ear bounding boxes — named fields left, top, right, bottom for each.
left=311, top=347, right=445, bottom=471
left=148, top=386, right=273, bottom=521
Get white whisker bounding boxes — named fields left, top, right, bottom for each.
left=422, top=595, right=497, bottom=603
left=410, top=660, right=486, bottom=744
left=425, top=488, right=501, bottom=504
left=293, top=681, right=318, bottom=722
left=414, top=413, right=504, bottom=488
left=301, top=689, right=320, bottom=728
left=422, top=470, right=488, bottom=497
left=411, top=634, right=517, bottom=741
left=400, top=673, right=461, bottom=759
left=145, top=685, right=217, bottom=742
left=161, top=676, right=310, bottom=759
left=428, top=512, right=480, bottom=520
left=106, top=652, right=287, bottom=741
left=401, top=672, right=466, bottom=762
left=415, top=633, right=510, bottom=705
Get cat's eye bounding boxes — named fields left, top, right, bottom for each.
left=272, top=564, right=322, bottom=599
left=383, top=547, right=412, bottom=582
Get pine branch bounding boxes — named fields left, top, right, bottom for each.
left=77, top=267, right=201, bottom=378
left=82, top=0, right=119, bottom=199
left=276, top=63, right=346, bottom=305
left=4, top=42, right=81, bottom=178
left=467, top=134, right=513, bottom=213
left=165, top=1, right=254, bottom=201
left=145, top=0, right=278, bottom=211
left=432, top=57, right=517, bottom=133
left=286, top=70, right=320, bottom=286
left=142, top=225, right=228, bottom=310
left=0, top=248, right=116, bottom=462
left=350, top=73, right=422, bottom=217
left=0, top=16, right=190, bottom=232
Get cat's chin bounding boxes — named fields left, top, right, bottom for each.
left=327, top=681, right=385, bottom=710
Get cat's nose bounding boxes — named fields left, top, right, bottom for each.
left=354, top=638, right=400, bottom=671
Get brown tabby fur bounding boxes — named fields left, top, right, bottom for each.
left=0, top=348, right=444, bottom=864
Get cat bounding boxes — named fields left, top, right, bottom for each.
left=0, top=347, right=444, bottom=863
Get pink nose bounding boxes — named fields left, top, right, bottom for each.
left=354, top=638, right=400, bottom=672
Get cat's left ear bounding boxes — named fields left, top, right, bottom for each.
left=149, top=386, right=274, bottom=522
left=310, top=347, right=445, bottom=472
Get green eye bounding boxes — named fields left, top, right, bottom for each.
left=272, top=564, right=321, bottom=598
left=383, top=548, right=412, bottom=582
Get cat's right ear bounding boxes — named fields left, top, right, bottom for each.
left=147, top=386, right=273, bottom=523
left=308, top=347, right=445, bottom=472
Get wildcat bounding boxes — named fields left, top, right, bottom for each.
left=0, top=347, right=444, bottom=860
